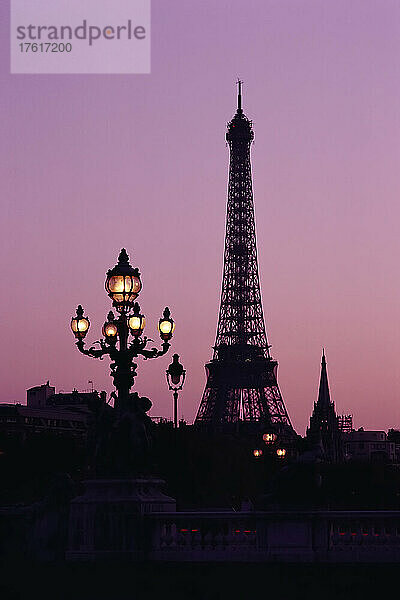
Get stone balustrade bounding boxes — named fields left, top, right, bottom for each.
left=147, top=510, right=400, bottom=562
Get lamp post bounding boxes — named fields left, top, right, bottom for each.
left=70, top=249, right=175, bottom=414
left=166, top=354, right=186, bottom=429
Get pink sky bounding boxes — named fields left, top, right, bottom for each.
left=1, top=0, right=400, bottom=434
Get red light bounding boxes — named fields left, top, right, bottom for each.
left=180, top=528, right=188, bottom=533
left=234, top=530, right=241, bottom=533
left=191, top=529, right=199, bottom=532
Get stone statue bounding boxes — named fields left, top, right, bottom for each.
left=93, top=391, right=154, bottom=477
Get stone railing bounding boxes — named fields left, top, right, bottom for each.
left=149, top=512, right=258, bottom=561
left=147, top=510, right=400, bottom=562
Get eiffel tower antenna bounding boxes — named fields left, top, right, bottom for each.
left=195, top=84, right=294, bottom=435
left=237, top=78, right=243, bottom=112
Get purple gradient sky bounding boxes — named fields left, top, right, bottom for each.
left=1, top=0, right=400, bottom=434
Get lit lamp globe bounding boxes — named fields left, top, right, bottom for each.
left=70, top=305, right=90, bottom=340
left=128, top=305, right=146, bottom=337
left=105, top=248, right=142, bottom=313
left=102, top=312, right=118, bottom=344
left=158, top=307, right=175, bottom=341
left=276, top=448, right=286, bottom=459
left=263, top=433, right=277, bottom=445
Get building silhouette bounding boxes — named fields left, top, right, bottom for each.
left=0, top=383, right=107, bottom=444
left=27, top=382, right=55, bottom=407
left=344, top=429, right=397, bottom=462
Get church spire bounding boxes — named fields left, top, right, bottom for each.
left=306, top=349, right=344, bottom=462
left=317, top=348, right=331, bottom=410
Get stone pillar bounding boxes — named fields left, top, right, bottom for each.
left=66, top=477, right=176, bottom=561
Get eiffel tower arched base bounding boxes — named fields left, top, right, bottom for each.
left=195, top=350, right=294, bottom=436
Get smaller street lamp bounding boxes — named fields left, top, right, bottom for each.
left=102, top=311, right=118, bottom=343
left=128, top=303, right=146, bottom=337
left=71, top=305, right=90, bottom=340
left=166, top=354, right=186, bottom=429
left=159, top=308, right=175, bottom=341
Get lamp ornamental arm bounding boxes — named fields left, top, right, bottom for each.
left=76, top=338, right=111, bottom=360
left=127, top=334, right=170, bottom=359
left=139, top=340, right=171, bottom=360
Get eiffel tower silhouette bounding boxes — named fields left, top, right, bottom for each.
left=195, top=82, right=294, bottom=436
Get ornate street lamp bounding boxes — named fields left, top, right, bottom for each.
left=158, top=308, right=175, bottom=341
left=70, top=249, right=174, bottom=413
left=102, top=311, right=118, bottom=344
left=105, top=248, right=141, bottom=313
left=128, top=303, right=146, bottom=337
left=166, top=354, right=186, bottom=429
left=71, top=305, right=90, bottom=340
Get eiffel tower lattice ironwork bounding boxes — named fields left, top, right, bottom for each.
left=195, top=82, right=293, bottom=433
